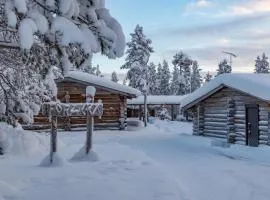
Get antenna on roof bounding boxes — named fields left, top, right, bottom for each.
left=222, top=51, right=237, bottom=68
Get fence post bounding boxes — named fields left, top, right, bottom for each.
left=50, top=116, right=57, bottom=164
left=85, top=86, right=96, bottom=154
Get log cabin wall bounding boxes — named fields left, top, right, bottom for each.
left=32, top=81, right=128, bottom=130
left=191, top=87, right=270, bottom=145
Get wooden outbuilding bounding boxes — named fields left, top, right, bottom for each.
left=181, top=74, right=270, bottom=147
left=127, top=95, right=187, bottom=120
left=25, top=71, right=141, bottom=131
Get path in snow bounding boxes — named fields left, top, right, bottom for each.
left=0, top=127, right=184, bottom=200
left=1, top=120, right=270, bottom=200
left=107, top=120, right=270, bottom=200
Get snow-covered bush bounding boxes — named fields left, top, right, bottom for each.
left=158, top=107, right=171, bottom=120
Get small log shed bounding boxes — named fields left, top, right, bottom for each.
left=25, top=71, right=141, bottom=131
left=127, top=95, right=187, bottom=121
left=181, top=73, right=270, bottom=147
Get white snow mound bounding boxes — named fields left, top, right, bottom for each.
left=0, top=122, right=48, bottom=156
left=39, top=152, right=65, bottom=167
left=70, top=147, right=99, bottom=162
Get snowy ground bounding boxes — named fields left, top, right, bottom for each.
left=1, top=119, right=270, bottom=200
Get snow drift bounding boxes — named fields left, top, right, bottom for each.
left=0, top=123, right=48, bottom=156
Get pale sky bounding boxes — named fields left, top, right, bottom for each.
left=93, top=0, right=270, bottom=74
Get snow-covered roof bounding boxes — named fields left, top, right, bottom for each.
left=64, top=71, right=141, bottom=97
left=128, top=95, right=188, bottom=105
left=181, top=73, right=270, bottom=110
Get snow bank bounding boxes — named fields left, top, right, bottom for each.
left=181, top=73, right=270, bottom=109
left=39, top=153, right=65, bottom=167
left=70, top=147, right=99, bottom=162
left=65, top=70, right=141, bottom=97
left=128, top=95, right=187, bottom=105
left=0, top=123, right=48, bottom=156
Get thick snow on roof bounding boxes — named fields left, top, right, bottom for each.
left=128, top=95, right=188, bottom=105
left=181, top=73, right=270, bottom=109
left=65, top=71, right=141, bottom=97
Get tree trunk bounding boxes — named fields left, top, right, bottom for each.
left=144, top=94, right=147, bottom=127
left=85, top=115, right=93, bottom=154
left=50, top=116, right=57, bottom=164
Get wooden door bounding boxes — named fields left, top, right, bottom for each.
left=245, top=104, right=259, bottom=147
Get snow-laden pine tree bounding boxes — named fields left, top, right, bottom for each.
left=1, top=0, right=125, bottom=125
left=204, top=72, right=213, bottom=83
left=148, top=62, right=157, bottom=95
left=216, top=59, right=231, bottom=76
left=159, top=60, right=171, bottom=95
left=121, top=25, right=154, bottom=92
left=155, top=63, right=163, bottom=95
left=170, top=65, right=180, bottom=95
left=5, top=0, right=125, bottom=74
left=111, top=71, right=119, bottom=83
left=254, top=53, right=270, bottom=73
left=171, top=52, right=192, bottom=95
left=190, top=61, right=202, bottom=92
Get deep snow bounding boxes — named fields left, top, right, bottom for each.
left=1, top=119, right=270, bottom=200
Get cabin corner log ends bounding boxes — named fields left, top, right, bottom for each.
left=42, top=102, right=103, bottom=164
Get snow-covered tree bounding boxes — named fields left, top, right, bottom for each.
left=171, top=52, right=192, bottom=95
left=111, top=71, right=119, bottom=83
left=159, top=60, right=171, bottom=95
left=0, top=48, right=56, bottom=126
left=216, top=59, right=231, bottom=76
left=204, top=72, right=213, bottom=83
left=121, top=25, right=154, bottom=93
left=155, top=63, right=163, bottom=95
left=254, top=53, right=270, bottom=73
left=148, top=62, right=157, bottom=95
left=170, top=65, right=180, bottom=95
left=190, top=61, right=202, bottom=92
left=1, top=0, right=125, bottom=125
left=5, top=0, right=125, bottom=73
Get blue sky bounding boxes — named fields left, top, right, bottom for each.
left=93, top=0, right=270, bottom=74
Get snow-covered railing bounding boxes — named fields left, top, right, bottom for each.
left=42, top=102, right=103, bottom=117
left=41, top=96, right=103, bottom=165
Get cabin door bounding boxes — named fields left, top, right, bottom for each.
left=245, top=104, right=259, bottom=147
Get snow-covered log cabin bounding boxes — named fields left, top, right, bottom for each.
left=181, top=74, right=270, bottom=147
left=25, top=71, right=141, bottom=131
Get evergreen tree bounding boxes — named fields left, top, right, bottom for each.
left=172, top=52, right=192, bottom=95
left=170, top=65, right=180, bottom=95
left=121, top=25, right=154, bottom=93
left=111, top=71, right=119, bottom=83
left=204, top=72, right=213, bottom=83
left=190, top=61, right=202, bottom=92
left=148, top=62, right=157, bottom=95
left=255, top=53, right=269, bottom=73
left=155, top=63, right=163, bottom=95
left=216, top=59, right=231, bottom=76
left=159, top=60, right=171, bottom=95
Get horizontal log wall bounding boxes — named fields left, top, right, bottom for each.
left=27, top=81, right=127, bottom=130
left=193, top=86, right=270, bottom=145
